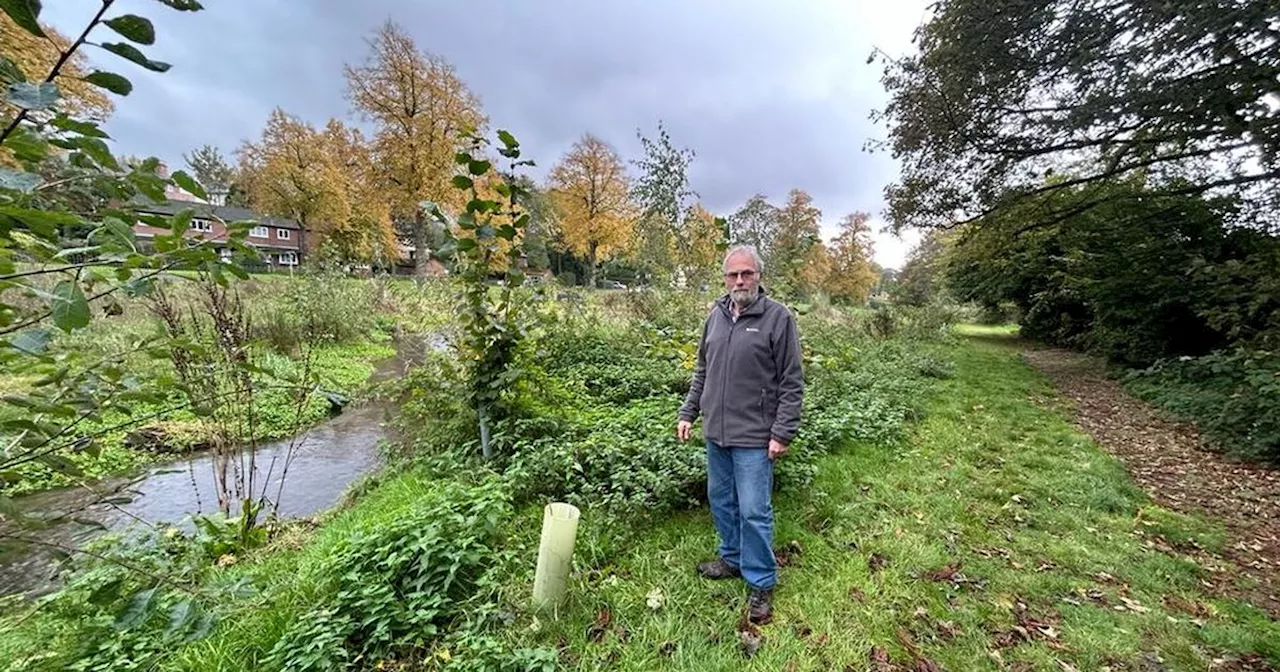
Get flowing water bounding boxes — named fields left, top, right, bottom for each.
left=0, top=342, right=430, bottom=598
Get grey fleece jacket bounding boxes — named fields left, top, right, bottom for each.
left=678, top=289, right=805, bottom=447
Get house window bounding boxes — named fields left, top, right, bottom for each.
left=190, top=219, right=213, bottom=233
left=277, top=251, right=298, bottom=266
left=276, top=228, right=291, bottom=240
left=219, top=248, right=232, bottom=261
left=249, top=226, right=268, bottom=238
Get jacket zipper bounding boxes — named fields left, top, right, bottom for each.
left=720, top=312, right=732, bottom=444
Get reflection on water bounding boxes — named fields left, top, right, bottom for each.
left=0, top=346, right=423, bottom=598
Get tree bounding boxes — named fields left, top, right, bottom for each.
left=547, top=133, right=635, bottom=288
left=875, top=0, right=1280, bottom=233
left=317, top=119, right=397, bottom=265
left=236, top=108, right=336, bottom=257
left=728, top=194, right=782, bottom=271
left=631, top=121, right=696, bottom=283
left=826, top=212, right=878, bottom=304
left=345, top=20, right=485, bottom=276
left=182, top=144, right=235, bottom=205
left=237, top=110, right=395, bottom=263
left=679, top=203, right=728, bottom=286
left=895, top=229, right=951, bottom=307
left=772, top=189, right=823, bottom=296
left=0, top=12, right=112, bottom=124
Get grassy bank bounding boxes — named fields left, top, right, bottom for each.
left=494, top=327, right=1277, bottom=670
left=0, top=270, right=452, bottom=496
left=3, top=319, right=1274, bottom=670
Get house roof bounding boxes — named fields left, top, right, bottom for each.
left=133, top=198, right=303, bottom=230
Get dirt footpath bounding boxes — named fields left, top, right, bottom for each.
left=1021, top=346, right=1280, bottom=619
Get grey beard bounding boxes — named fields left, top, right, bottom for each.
left=731, top=286, right=759, bottom=307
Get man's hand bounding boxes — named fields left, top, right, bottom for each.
left=768, top=438, right=788, bottom=461
left=677, top=419, right=693, bottom=442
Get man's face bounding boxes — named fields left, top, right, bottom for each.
left=724, top=252, right=761, bottom=306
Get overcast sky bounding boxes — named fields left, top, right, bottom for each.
left=43, top=0, right=927, bottom=267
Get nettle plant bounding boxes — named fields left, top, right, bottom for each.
left=427, top=129, right=533, bottom=460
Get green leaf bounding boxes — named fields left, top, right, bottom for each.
left=497, top=129, right=519, bottom=150
left=98, top=42, right=171, bottom=72
left=103, top=216, right=137, bottom=246
left=171, top=170, right=208, bottom=200
left=455, top=237, right=477, bottom=252
left=4, top=81, right=58, bottom=110
left=67, top=136, right=120, bottom=170
left=183, top=611, right=217, bottom=644
left=0, top=206, right=82, bottom=235
left=9, top=328, right=52, bottom=355
left=156, top=0, right=203, bottom=10
left=0, top=168, right=42, bottom=193
left=51, top=280, right=90, bottom=332
left=104, top=14, right=155, bottom=44
left=170, top=209, right=193, bottom=233
left=165, top=599, right=197, bottom=636
left=452, top=175, right=474, bottom=189
left=114, top=586, right=158, bottom=630
left=454, top=151, right=471, bottom=165
left=50, top=114, right=109, bottom=138
left=83, top=70, right=133, bottom=96
left=468, top=159, right=491, bottom=176
left=496, top=224, right=517, bottom=240
left=0, top=0, right=44, bottom=38
left=0, top=56, right=26, bottom=84
left=2, top=125, right=48, bottom=163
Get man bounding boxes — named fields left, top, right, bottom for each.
left=677, top=244, right=804, bottom=625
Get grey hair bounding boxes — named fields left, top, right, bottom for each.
left=722, top=244, right=764, bottom=275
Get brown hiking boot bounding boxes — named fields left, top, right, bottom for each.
left=696, top=558, right=741, bottom=579
left=747, top=587, right=773, bottom=624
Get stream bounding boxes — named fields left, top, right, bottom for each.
left=0, top=340, right=430, bottom=598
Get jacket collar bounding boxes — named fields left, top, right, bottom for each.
left=716, top=286, right=770, bottom=319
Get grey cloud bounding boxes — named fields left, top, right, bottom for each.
left=40, top=0, right=925, bottom=265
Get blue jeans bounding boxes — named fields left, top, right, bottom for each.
left=706, top=440, right=776, bottom=590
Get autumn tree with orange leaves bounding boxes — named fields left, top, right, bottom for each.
left=237, top=109, right=395, bottom=264
left=0, top=12, right=113, bottom=123
left=772, top=188, right=825, bottom=297
left=547, top=133, right=636, bottom=288
left=345, top=20, right=485, bottom=276
left=826, top=211, right=878, bottom=303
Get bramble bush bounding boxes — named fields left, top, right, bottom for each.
left=393, top=299, right=948, bottom=516
left=264, top=480, right=551, bottom=672
left=1125, top=348, right=1280, bottom=463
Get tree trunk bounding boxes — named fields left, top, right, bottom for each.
left=586, top=243, right=598, bottom=288
left=413, top=210, right=430, bottom=277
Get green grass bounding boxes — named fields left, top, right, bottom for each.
left=7, top=328, right=1274, bottom=671
left=489, top=331, right=1278, bottom=670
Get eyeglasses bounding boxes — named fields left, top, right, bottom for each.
left=724, top=270, right=757, bottom=281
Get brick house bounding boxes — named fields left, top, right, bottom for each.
left=132, top=181, right=306, bottom=270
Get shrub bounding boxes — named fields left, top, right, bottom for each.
left=265, top=481, right=510, bottom=671
left=1125, top=348, right=1280, bottom=462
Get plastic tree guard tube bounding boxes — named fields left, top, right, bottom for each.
left=532, top=502, right=580, bottom=611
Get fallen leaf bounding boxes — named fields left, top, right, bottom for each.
left=645, top=587, right=665, bottom=611
left=1120, top=596, right=1150, bottom=613
left=658, top=641, right=677, bottom=658
left=738, top=623, right=763, bottom=659
left=585, top=607, right=612, bottom=643
left=869, top=646, right=894, bottom=672
left=923, top=561, right=963, bottom=582
left=869, top=552, right=891, bottom=573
